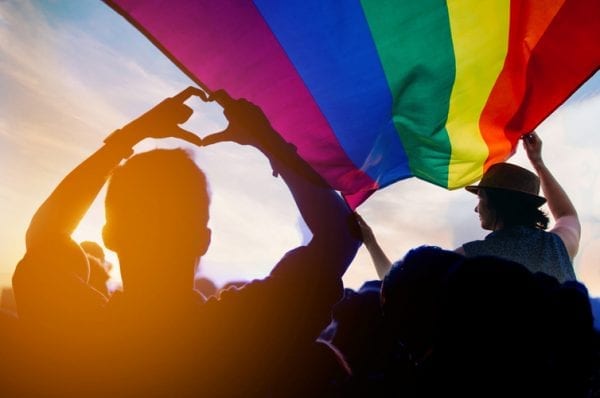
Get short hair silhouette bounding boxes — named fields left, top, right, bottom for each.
left=382, top=246, right=463, bottom=362
left=103, top=149, right=210, bottom=285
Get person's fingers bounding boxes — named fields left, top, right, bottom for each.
left=172, top=86, right=209, bottom=103
left=522, top=133, right=534, bottom=142
left=201, top=129, right=231, bottom=146
left=354, top=212, right=365, bottom=224
left=170, top=126, right=203, bottom=147
left=150, top=98, right=193, bottom=124
left=353, top=213, right=373, bottom=236
left=171, top=103, right=194, bottom=124
left=209, top=90, right=235, bottom=107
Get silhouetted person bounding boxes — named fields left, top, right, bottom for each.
left=218, top=280, right=248, bottom=297
left=11, top=88, right=360, bottom=396
left=0, top=308, right=30, bottom=394
left=321, top=280, right=386, bottom=394
left=80, top=240, right=108, bottom=264
left=0, top=287, right=17, bottom=315
left=80, top=241, right=112, bottom=298
left=193, top=276, right=218, bottom=300
left=375, top=246, right=464, bottom=397
left=319, top=247, right=463, bottom=397
left=375, top=248, right=594, bottom=397
left=268, top=339, right=352, bottom=398
left=457, top=132, right=578, bottom=283
left=357, top=132, right=578, bottom=284
left=430, top=256, right=594, bottom=398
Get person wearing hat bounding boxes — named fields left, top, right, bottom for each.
left=356, top=131, right=578, bottom=283
left=456, top=131, right=578, bottom=282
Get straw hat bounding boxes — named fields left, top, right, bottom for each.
left=465, top=163, right=546, bottom=207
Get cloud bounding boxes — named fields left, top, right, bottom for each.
left=1, top=1, right=599, bottom=297
left=0, top=0, right=309, bottom=288
left=0, top=0, right=213, bottom=284
left=347, top=73, right=600, bottom=293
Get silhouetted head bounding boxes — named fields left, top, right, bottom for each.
left=431, top=256, right=594, bottom=397
left=80, top=241, right=106, bottom=262
left=193, top=276, right=218, bottom=300
left=381, top=246, right=463, bottom=363
left=476, top=187, right=549, bottom=230
left=466, top=163, right=548, bottom=230
left=103, top=149, right=211, bottom=289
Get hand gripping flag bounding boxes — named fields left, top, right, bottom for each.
left=105, top=0, right=600, bottom=208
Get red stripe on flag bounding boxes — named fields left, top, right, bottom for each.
left=506, top=0, right=600, bottom=136
left=480, top=0, right=566, bottom=169
left=481, top=0, right=599, bottom=171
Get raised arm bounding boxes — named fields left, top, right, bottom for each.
left=203, top=91, right=361, bottom=278
left=523, top=132, right=580, bottom=258
left=14, top=87, right=205, bottom=324
left=355, top=213, right=393, bottom=279
left=25, top=87, right=204, bottom=248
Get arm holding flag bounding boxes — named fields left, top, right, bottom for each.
left=204, top=90, right=361, bottom=278
left=355, top=213, right=393, bottom=279
left=523, top=132, right=581, bottom=259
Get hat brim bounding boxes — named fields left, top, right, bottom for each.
left=465, top=185, right=479, bottom=195
left=465, top=185, right=546, bottom=207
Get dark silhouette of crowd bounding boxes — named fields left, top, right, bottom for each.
left=0, top=88, right=597, bottom=397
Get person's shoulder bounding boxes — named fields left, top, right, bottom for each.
left=462, top=238, right=484, bottom=252
left=548, top=215, right=581, bottom=257
left=14, top=237, right=90, bottom=284
left=203, top=278, right=268, bottom=310
left=462, top=232, right=508, bottom=257
left=270, top=245, right=337, bottom=278
left=542, top=229, right=573, bottom=258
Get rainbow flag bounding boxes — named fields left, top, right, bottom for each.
left=105, top=0, right=599, bottom=208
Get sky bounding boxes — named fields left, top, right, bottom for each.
left=1, top=0, right=599, bottom=295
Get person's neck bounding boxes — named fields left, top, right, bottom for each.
left=492, top=219, right=505, bottom=231
left=118, top=254, right=197, bottom=298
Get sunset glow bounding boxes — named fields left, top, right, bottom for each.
left=1, top=1, right=599, bottom=296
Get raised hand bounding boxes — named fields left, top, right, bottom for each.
left=522, top=131, right=544, bottom=169
left=202, top=90, right=279, bottom=150
left=355, top=212, right=376, bottom=245
left=108, top=86, right=208, bottom=148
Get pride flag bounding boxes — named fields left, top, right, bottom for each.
left=105, top=0, right=599, bottom=208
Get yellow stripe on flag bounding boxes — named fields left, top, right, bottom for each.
left=445, top=0, right=510, bottom=187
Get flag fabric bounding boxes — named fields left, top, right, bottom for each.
left=105, top=0, right=599, bottom=208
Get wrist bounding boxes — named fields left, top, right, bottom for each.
left=103, top=128, right=140, bottom=159
left=263, top=139, right=298, bottom=177
left=254, top=128, right=289, bottom=153
left=531, top=160, right=546, bottom=172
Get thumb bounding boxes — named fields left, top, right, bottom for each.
left=172, top=86, right=209, bottom=103
left=155, top=99, right=194, bottom=124
left=209, top=89, right=234, bottom=108
left=201, top=128, right=232, bottom=147
left=169, top=126, right=203, bottom=147
left=172, top=103, right=194, bottom=124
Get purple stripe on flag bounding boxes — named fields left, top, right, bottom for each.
left=106, top=0, right=377, bottom=207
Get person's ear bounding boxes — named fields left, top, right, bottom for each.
left=197, top=227, right=211, bottom=257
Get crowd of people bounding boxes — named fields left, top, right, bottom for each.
left=0, top=87, right=597, bottom=397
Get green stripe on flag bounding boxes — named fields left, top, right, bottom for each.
left=360, top=0, right=456, bottom=187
